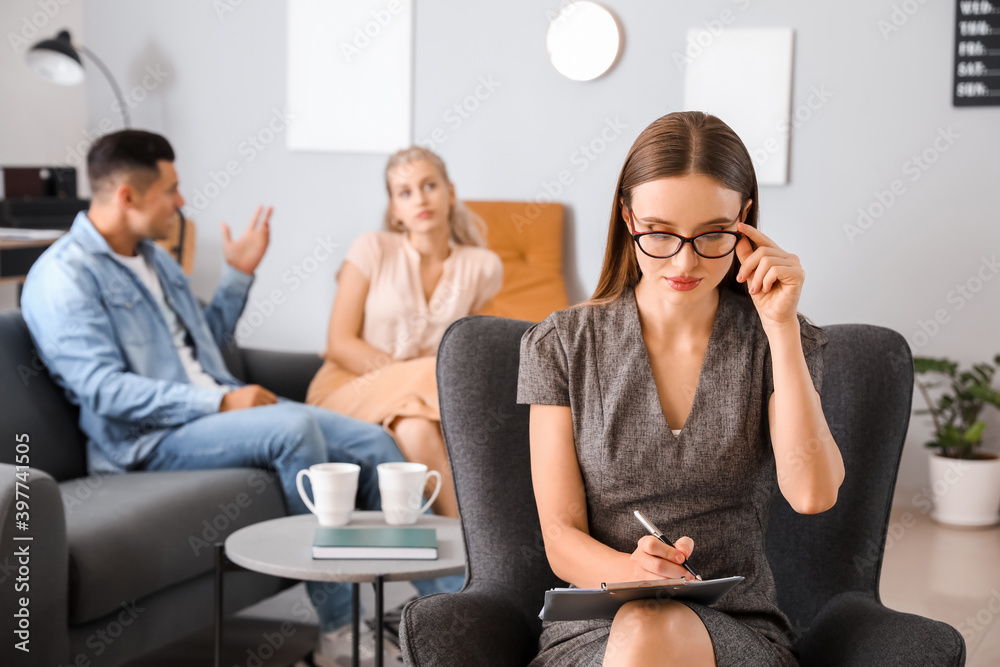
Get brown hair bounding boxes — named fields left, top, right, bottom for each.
left=87, top=129, right=175, bottom=196
left=383, top=146, right=487, bottom=247
left=588, top=111, right=757, bottom=305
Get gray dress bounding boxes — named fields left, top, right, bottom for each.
left=516, top=285, right=828, bottom=666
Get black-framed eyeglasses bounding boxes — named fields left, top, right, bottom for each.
left=627, top=206, right=745, bottom=259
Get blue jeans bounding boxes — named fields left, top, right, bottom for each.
left=144, top=401, right=463, bottom=630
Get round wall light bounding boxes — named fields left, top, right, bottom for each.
left=545, top=1, right=623, bottom=82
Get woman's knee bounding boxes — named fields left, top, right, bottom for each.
left=607, top=601, right=713, bottom=664
left=609, top=599, right=696, bottom=642
left=392, top=417, right=445, bottom=460
left=393, top=416, right=437, bottom=439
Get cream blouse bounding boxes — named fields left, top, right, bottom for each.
left=343, top=231, right=503, bottom=360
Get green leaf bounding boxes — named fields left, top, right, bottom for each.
left=972, top=363, right=995, bottom=384
left=955, top=388, right=976, bottom=402
left=968, top=385, right=1000, bottom=405
left=943, top=423, right=963, bottom=435
left=939, top=425, right=965, bottom=448
left=964, top=421, right=987, bottom=443
left=914, top=358, right=957, bottom=375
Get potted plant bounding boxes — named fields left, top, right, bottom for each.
left=913, top=354, right=1000, bottom=527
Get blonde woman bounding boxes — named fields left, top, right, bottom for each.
left=307, top=146, right=503, bottom=519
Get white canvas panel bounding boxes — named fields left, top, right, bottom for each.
left=287, top=0, right=413, bottom=153
left=683, top=28, right=795, bottom=186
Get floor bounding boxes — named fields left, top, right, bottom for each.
left=124, top=579, right=415, bottom=666
left=879, top=506, right=1000, bottom=667
left=133, top=506, right=998, bottom=665
left=120, top=618, right=318, bottom=666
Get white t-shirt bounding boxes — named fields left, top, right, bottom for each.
left=112, top=251, right=222, bottom=390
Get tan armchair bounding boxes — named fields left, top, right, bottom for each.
left=465, top=201, right=569, bottom=322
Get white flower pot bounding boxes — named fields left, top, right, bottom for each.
left=928, top=451, right=1000, bottom=527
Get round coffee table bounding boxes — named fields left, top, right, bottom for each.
left=220, top=511, right=464, bottom=667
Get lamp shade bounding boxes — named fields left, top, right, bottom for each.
left=27, top=30, right=84, bottom=85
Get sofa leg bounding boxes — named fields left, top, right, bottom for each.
left=215, top=542, right=225, bottom=667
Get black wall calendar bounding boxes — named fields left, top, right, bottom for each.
left=953, top=0, right=1000, bottom=106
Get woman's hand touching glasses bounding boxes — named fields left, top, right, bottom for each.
left=734, top=222, right=803, bottom=333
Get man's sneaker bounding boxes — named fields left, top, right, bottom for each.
left=364, top=597, right=415, bottom=650
left=311, top=623, right=403, bottom=667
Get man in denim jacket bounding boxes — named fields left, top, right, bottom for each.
left=21, top=130, right=454, bottom=664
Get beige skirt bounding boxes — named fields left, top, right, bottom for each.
left=305, top=356, right=439, bottom=437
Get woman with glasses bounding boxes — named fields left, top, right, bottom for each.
left=517, top=111, right=843, bottom=667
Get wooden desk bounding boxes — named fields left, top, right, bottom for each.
left=0, top=235, right=63, bottom=284
left=0, top=215, right=194, bottom=287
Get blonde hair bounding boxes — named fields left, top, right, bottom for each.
left=383, top=146, right=487, bottom=247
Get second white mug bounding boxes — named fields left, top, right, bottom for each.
left=377, top=462, right=441, bottom=525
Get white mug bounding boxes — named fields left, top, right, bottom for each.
left=295, top=462, right=360, bottom=527
left=377, top=462, right=442, bottom=525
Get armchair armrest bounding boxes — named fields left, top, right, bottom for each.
left=399, top=587, right=538, bottom=667
left=0, top=463, right=69, bottom=666
left=796, top=591, right=966, bottom=667
left=238, top=347, right=324, bottom=403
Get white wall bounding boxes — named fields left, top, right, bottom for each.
left=23, top=0, right=1000, bottom=507
left=0, top=0, right=87, bottom=310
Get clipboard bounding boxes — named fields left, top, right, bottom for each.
left=539, top=576, right=745, bottom=621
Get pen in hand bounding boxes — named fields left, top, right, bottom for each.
left=633, top=510, right=703, bottom=581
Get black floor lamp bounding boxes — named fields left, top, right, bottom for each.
left=21, top=30, right=194, bottom=272
left=26, top=29, right=130, bottom=128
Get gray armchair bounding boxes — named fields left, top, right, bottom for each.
left=399, top=316, right=966, bottom=666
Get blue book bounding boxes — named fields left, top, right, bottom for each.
left=312, top=527, right=438, bottom=560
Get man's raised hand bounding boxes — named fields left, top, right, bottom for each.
left=222, top=205, right=272, bottom=275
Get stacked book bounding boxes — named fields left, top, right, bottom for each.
left=312, top=526, right=438, bottom=560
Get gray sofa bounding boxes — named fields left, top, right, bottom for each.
left=0, top=309, right=324, bottom=667
left=400, top=316, right=967, bottom=666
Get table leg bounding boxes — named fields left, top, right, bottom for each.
left=352, top=583, right=360, bottom=667
left=374, top=574, right=384, bottom=667
left=214, top=543, right=224, bottom=667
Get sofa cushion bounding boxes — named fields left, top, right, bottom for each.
left=0, top=310, right=88, bottom=481
left=61, top=467, right=287, bottom=625
left=465, top=201, right=570, bottom=322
